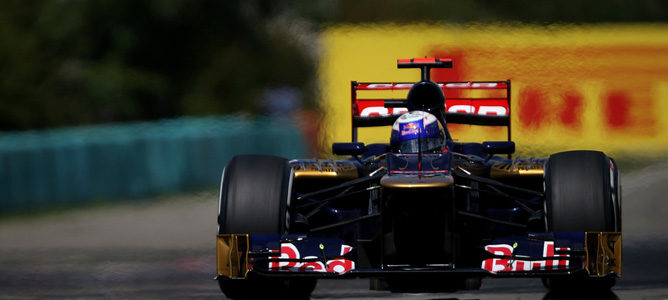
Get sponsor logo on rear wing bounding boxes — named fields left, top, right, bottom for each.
left=350, top=81, right=511, bottom=141
left=356, top=82, right=507, bottom=90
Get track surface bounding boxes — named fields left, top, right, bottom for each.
left=1, top=163, right=668, bottom=299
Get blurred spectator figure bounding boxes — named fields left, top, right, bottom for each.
left=260, top=87, right=301, bottom=117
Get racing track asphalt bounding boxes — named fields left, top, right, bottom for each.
left=1, top=162, right=668, bottom=299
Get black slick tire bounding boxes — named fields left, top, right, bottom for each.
left=217, top=155, right=316, bottom=299
left=543, top=150, right=620, bottom=291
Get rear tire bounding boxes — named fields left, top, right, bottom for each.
left=544, top=150, right=621, bottom=291
left=217, top=155, right=316, bottom=299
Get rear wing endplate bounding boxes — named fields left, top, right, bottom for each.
left=351, top=80, right=511, bottom=142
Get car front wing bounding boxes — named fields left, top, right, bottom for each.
left=215, top=232, right=621, bottom=280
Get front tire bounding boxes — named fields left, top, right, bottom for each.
left=217, top=155, right=316, bottom=299
left=543, top=150, right=620, bottom=291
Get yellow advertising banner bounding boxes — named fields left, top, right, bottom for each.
left=318, top=24, right=668, bottom=158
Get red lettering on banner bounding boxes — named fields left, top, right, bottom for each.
left=430, top=50, right=466, bottom=99
left=605, top=91, right=631, bottom=129
left=560, top=91, right=583, bottom=129
left=417, top=45, right=666, bottom=139
left=519, top=89, right=546, bottom=129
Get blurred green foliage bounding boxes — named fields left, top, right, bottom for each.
left=0, top=0, right=665, bottom=130
left=0, top=0, right=315, bottom=130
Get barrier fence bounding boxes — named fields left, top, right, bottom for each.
left=0, top=116, right=305, bottom=212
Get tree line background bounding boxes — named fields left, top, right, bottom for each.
left=1, top=0, right=665, bottom=131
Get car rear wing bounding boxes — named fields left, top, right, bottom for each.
left=351, top=80, right=511, bottom=142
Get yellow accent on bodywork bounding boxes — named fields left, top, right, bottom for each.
left=489, top=158, right=546, bottom=178
left=291, top=160, right=359, bottom=179
left=585, top=232, right=622, bottom=276
left=380, top=174, right=454, bottom=189
left=217, top=234, right=250, bottom=279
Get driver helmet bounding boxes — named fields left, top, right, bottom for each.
left=390, top=111, right=444, bottom=153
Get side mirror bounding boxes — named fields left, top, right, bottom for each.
left=482, top=141, right=515, bottom=155
left=332, top=142, right=367, bottom=156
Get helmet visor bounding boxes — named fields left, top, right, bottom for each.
left=399, top=137, right=442, bottom=153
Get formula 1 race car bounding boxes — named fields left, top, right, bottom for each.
left=215, top=58, right=622, bottom=299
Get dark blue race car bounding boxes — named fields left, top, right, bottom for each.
left=215, top=58, right=622, bottom=299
